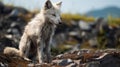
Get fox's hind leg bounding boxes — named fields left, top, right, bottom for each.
left=19, top=33, right=31, bottom=61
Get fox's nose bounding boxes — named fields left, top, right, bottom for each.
left=59, top=21, right=62, bottom=24
left=59, top=17, right=62, bottom=24
left=59, top=20, right=63, bottom=24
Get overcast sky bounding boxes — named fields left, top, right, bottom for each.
left=2, top=0, right=120, bottom=14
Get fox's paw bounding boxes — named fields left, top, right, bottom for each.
left=23, top=57, right=32, bottom=62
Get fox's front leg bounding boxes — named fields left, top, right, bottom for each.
left=37, top=39, right=44, bottom=63
left=45, top=44, right=51, bottom=63
left=44, top=39, right=52, bottom=63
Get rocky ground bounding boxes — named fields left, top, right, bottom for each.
left=0, top=49, right=120, bottom=67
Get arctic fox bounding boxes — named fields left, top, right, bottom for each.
left=4, top=0, right=62, bottom=63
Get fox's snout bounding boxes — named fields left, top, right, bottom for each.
left=58, top=17, right=62, bottom=24
left=59, top=21, right=62, bottom=24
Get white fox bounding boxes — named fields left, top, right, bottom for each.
left=4, top=0, right=62, bottom=63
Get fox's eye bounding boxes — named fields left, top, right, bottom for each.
left=52, top=14, right=56, bottom=17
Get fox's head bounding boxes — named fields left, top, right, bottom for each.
left=41, top=0, right=62, bottom=25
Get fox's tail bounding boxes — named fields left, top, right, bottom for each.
left=4, top=47, right=31, bottom=61
left=4, top=47, right=20, bottom=56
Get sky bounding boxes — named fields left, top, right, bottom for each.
left=2, top=0, right=120, bottom=14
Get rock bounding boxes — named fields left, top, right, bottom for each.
left=0, top=2, right=4, bottom=14
left=88, top=37, right=98, bottom=48
left=74, top=60, right=81, bottom=65
left=94, top=53, right=108, bottom=60
left=66, top=63, right=78, bottom=67
left=86, top=61, right=100, bottom=67
left=0, top=37, right=17, bottom=52
left=58, top=59, right=73, bottom=66
left=0, top=62, right=8, bottom=67
left=99, top=54, right=120, bottom=67
left=28, top=63, right=51, bottom=67
left=56, top=54, right=63, bottom=59
left=79, top=21, right=91, bottom=30
left=14, top=7, right=29, bottom=14
left=3, top=6, right=13, bottom=15
left=91, top=52, right=120, bottom=67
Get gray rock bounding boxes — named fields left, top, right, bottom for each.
left=56, top=54, right=63, bottom=58
left=99, top=54, right=120, bottom=67
left=86, top=61, right=100, bottom=67
left=59, top=59, right=74, bottom=66
left=66, top=63, right=78, bottom=67
left=0, top=62, right=8, bottom=67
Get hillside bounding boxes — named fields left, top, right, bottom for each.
left=86, top=6, right=120, bottom=18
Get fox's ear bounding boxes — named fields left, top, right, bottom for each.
left=44, top=0, right=53, bottom=9
left=56, top=1, right=62, bottom=8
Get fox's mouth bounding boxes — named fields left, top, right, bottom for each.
left=54, top=22, right=62, bottom=25
left=49, top=20, right=62, bottom=25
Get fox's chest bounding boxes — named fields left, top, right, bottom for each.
left=41, top=23, right=56, bottom=40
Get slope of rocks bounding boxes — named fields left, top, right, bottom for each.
left=0, top=49, right=120, bottom=67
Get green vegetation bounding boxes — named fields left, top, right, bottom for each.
left=108, top=15, right=120, bottom=26
left=61, top=13, right=120, bottom=26
left=61, top=13, right=95, bottom=23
